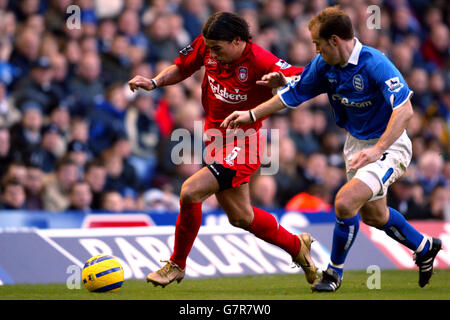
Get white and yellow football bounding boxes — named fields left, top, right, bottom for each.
left=82, top=254, right=124, bottom=292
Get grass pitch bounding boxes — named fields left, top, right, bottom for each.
left=1, top=269, right=449, bottom=300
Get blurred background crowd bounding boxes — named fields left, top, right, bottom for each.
left=0, top=0, right=448, bottom=219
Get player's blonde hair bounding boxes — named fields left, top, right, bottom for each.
left=308, top=6, right=354, bottom=40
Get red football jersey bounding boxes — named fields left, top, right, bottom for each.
left=174, top=35, right=303, bottom=134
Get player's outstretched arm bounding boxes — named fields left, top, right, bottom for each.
left=349, top=99, right=414, bottom=170
left=128, top=64, right=185, bottom=92
left=221, top=94, right=286, bottom=129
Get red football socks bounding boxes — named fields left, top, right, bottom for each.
left=170, top=201, right=203, bottom=270
left=248, top=207, right=301, bottom=258
left=170, top=203, right=301, bottom=270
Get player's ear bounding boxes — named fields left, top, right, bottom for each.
left=329, top=35, right=338, bottom=47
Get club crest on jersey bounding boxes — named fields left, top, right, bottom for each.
left=238, top=66, right=248, bottom=82
left=385, top=77, right=404, bottom=93
left=352, top=74, right=364, bottom=91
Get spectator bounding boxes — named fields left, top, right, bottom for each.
left=67, top=181, right=93, bottom=212
left=3, top=161, right=27, bottom=185
left=109, top=132, right=140, bottom=190
left=27, top=123, right=66, bottom=173
left=42, top=157, right=79, bottom=212
left=250, top=174, right=279, bottom=209
left=417, top=150, right=447, bottom=196
left=285, top=184, right=333, bottom=213
left=69, top=52, right=104, bottom=117
left=388, top=179, right=429, bottom=220
left=421, top=22, right=449, bottom=70
left=146, top=14, right=181, bottom=63
left=121, top=187, right=139, bottom=211
left=13, top=56, right=64, bottom=114
left=9, top=100, right=43, bottom=159
left=102, top=149, right=137, bottom=192
left=428, top=185, right=450, bottom=220
left=141, top=187, right=179, bottom=213
left=289, top=107, right=321, bottom=156
left=100, top=33, right=132, bottom=86
left=66, top=140, right=92, bottom=177
left=88, top=83, right=128, bottom=155
left=24, top=163, right=44, bottom=210
left=408, top=68, right=432, bottom=112
left=0, top=125, right=13, bottom=179
left=101, top=190, right=124, bottom=212
left=274, top=135, right=307, bottom=206
left=299, top=152, right=328, bottom=187
left=0, top=81, right=21, bottom=127
left=0, top=177, right=26, bottom=210
left=125, top=93, right=161, bottom=188
left=69, top=117, right=90, bottom=144
left=48, top=105, right=71, bottom=139
left=84, top=159, right=107, bottom=210
left=118, top=9, right=148, bottom=49
left=8, top=28, right=41, bottom=86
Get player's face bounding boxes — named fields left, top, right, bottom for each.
left=310, top=25, right=340, bottom=65
left=204, top=38, right=241, bottom=64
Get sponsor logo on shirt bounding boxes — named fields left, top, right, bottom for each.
left=385, top=77, right=404, bottom=93
left=332, top=94, right=372, bottom=108
left=208, top=76, right=248, bottom=104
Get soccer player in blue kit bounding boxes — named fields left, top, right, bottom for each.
left=221, top=6, right=442, bottom=292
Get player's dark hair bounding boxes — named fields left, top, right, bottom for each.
left=202, top=12, right=251, bottom=42
left=309, top=6, right=354, bottom=40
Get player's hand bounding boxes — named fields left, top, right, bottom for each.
left=256, top=71, right=287, bottom=88
left=128, top=75, right=155, bottom=92
left=220, top=110, right=252, bottom=130
left=348, top=146, right=384, bottom=170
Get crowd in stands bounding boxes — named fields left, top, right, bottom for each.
left=0, top=0, right=448, bottom=220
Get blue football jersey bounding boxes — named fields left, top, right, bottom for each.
left=278, top=39, right=413, bottom=140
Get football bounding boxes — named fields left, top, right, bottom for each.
left=82, top=254, right=124, bottom=292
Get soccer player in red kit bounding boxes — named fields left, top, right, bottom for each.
left=128, top=12, right=317, bottom=287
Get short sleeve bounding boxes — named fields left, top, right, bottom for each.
left=268, top=58, right=304, bottom=77
left=174, top=35, right=205, bottom=78
left=277, top=55, right=327, bottom=108
left=372, top=54, right=413, bottom=109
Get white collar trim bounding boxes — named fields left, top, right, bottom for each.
left=341, top=38, right=362, bottom=67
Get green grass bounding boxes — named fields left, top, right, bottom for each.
left=1, top=269, right=449, bottom=300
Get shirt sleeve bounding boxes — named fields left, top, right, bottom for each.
left=277, top=55, right=327, bottom=108
left=371, top=53, right=413, bottom=109
left=268, top=58, right=304, bottom=77
left=173, top=35, right=205, bottom=78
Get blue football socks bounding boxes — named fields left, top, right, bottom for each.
left=329, top=214, right=360, bottom=279
left=381, top=207, right=429, bottom=258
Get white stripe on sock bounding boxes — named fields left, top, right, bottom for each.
left=344, top=225, right=355, bottom=250
left=330, top=261, right=344, bottom=269
left=415, top=236, right=430, bottom=254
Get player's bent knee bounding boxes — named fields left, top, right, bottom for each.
left=227, top=215, right=252, bottom=229
left=360, top=214, right=386, bottom=228
left=334, top=196, right=355, bottom=219
left=180, top=181, right=199, bottom=203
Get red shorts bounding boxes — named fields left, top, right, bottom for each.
left=204, top=130, right=265, bottom=190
